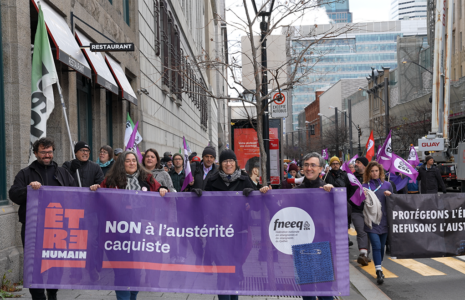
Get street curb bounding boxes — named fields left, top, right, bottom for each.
left=349, top=263, right=391, bottom=300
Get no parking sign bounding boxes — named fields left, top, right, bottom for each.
left=270, top=92, right=288, bottom=118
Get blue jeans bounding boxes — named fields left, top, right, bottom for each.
left=115, top=291, right=138, bottom=300
left=367, top=232, right=388, bottom=267
left=302, top=297, right=333, bottom=300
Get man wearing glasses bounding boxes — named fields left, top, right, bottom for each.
left=63, top=141, right=104, bottom=187
left=9, top=137, right=75, bottom=300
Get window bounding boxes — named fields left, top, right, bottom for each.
left=106, top=91, right=113, bottom=147
left=154, top=0, right=160, bottom=56
left=123, top=0, right=130, bottom=25
left=76, top=74, right=93, bottom=161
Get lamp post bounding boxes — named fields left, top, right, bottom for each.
left=251, top=0, right=275, bottom=185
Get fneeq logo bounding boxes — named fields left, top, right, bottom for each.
left=40, top=203, right=88, bottom=273
left=269, top=207, right=315, bottom=255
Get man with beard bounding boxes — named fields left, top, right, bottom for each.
left=9, top=138, right=74, bottom=300
left=325, top=156, right=354, bottom=247
left=63, top=141, right=104, bottom=187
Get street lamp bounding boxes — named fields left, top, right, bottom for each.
left=402, top=60, right=433, bottom=74
left=250, top=0, right=275, bottom=185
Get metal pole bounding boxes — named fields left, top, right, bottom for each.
left=261, top=16, right=270, bottom=185
left=444, top=0, right=453, bottom=145
left=0, top=2, right=6, bottom=202
left=358, top=125, right=362, bottom=156
left=349, top=99, right=353, bottom=156
left=335, top=107, right=339, bottom=157
left=57, top=81, right=82, bottom=187
left=384, top=68, right=390, bottom=139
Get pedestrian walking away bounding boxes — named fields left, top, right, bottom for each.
left=9, top=137, right=75, bottom=300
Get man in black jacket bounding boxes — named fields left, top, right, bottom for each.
left=325, top=156, right=354, bottom=247
left=191, top=145, right=218, bottom=190
left=418, top=156, right=446, bottom=194
left=62, top=141, right=104, bottom=187
left=9, top=137, right=74, bottom=300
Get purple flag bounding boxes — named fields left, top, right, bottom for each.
left=387, top=172, right=409, bottom=191
left=347, top=172, right=365, bottom=206
left=390, top=153, right=418, bottom=182
left=349, top=154, right=359, bottom=165
left=180, top=137, right=194, bottom=192
left=376, top=130, right=392, bottom=171
left=322, top=148, right=329, bottom=160
left=25, top=187, right=350, bottom=296
left=341, top=161, right=350, bottom=173
left=125, top=121, right=139, bottom=150
left=407, top=145, right=420, bottom=167
left=135, top=144, right=143, bottom=163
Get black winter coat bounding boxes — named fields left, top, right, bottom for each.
left=9, top=161, right=75, bottom=223
left=296, top=177, right=326, bottom=189
left=63, top=160, right=104, bottom=188
left=324, top=169, right=355, bottom=199
left=418, top=164, right=446, bottom=194
left=191, top=161, right=219, bottom=190
left=100, top=160, right=115, bottom=176
left=204, top=171, right=257, bottom=192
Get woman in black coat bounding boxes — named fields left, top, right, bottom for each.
left=194, top=149, right=270, bottom=300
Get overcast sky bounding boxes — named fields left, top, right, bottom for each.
left=350, top=0, right=391, bottom=23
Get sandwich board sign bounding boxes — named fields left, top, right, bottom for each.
left=271, top=92, right=288, bottom=118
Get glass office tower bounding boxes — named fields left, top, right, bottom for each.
left=322, top=0, right=352, bottom=23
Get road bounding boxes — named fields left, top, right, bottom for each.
left=349, top=187, right=465, bottom=300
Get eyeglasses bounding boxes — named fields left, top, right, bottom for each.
left=331, top=162, right=340, bottom=166
left=38, top=151, right=53, bottom=155
left=79, top=149, right=90, bottom=154
left=99, top=150, right=108, bottom=154
left=222, top=159, right=235, bottom=165
left=173, top=158, right=183, bottom=161
left=304, top=163, right=320, bottom=169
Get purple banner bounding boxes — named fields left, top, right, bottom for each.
left=24, top=187, right=349, bottom=296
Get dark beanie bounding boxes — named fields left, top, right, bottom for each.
left=425, top=156, right=434, bottom=163
left=189, top=152, right=197, bottom=161
left=74, top=141, right=90, bottom=153
left=202, top=145, right=216, bottom=159
left=219, top=149, right=236, bottom=164
left=288, top=163, right=299, bottom=172
left=355, top=157, right=369, bottom=167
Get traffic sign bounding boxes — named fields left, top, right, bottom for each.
left=270, top=92, right=287, bottom=118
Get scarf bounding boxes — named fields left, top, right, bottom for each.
left=219, top=169, right=241, bottom=186
left=97, top=158, right=113, bottom=168
left=363, top=188, right=382, bottom=229
left=126, top=170, right=141, bottom=191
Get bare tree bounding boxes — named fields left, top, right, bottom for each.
left=177, top=0, right=354, bottom=185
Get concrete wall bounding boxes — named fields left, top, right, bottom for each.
left=1, top=0, right=139, bottom=283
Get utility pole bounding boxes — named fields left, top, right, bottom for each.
left=349, top=99, right=353, bottom=156
left=260, top=16, right=271, bottom=184
left=335, top=107, right=339, bottom=157
left=383, top=67, right=390, bottom=139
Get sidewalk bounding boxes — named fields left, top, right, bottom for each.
left=11, top=266, right=389, bottom=300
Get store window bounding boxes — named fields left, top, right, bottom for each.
left=106, top=91, right=113, bottom=147
left=77, top=74, right=93, bottom=160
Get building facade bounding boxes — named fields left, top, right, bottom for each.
left=138, top=0, right=229, bottom=156
left=289, top=20, right=427, bottom=130
left=390, top=0, right=428, bottom=20
left=321, top=0, right=352, bottom=23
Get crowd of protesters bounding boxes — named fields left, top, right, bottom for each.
left=8, top=136, right=449, bottom=300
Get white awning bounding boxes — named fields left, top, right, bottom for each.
left=75, top=30, right=118, bottom=95
left=105, top=56, right=138, bottom=105
left=32, top=0, right=91, bottom=78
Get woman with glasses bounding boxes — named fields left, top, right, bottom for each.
left=362, top=161, right=392, bottom=285
left=142, top=148, right=176, bottom=192
left=90, top=151, right=168, bottom=300
left=97, top=145, right=115, bottom=176
left=196, top=149, right=270, bottom=300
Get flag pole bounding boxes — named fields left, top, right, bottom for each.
left=57, top=80, right=82, bottom=187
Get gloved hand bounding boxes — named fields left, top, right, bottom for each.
left=70, top=159, right=81, bottom=173
left=191, top=188, right=202, bottom=197
left=243, top=188, right=254, bottom=197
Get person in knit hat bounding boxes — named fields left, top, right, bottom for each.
left=62, top=141, right=104, bottom=187
left=190, top=145, right=218, bottom=190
